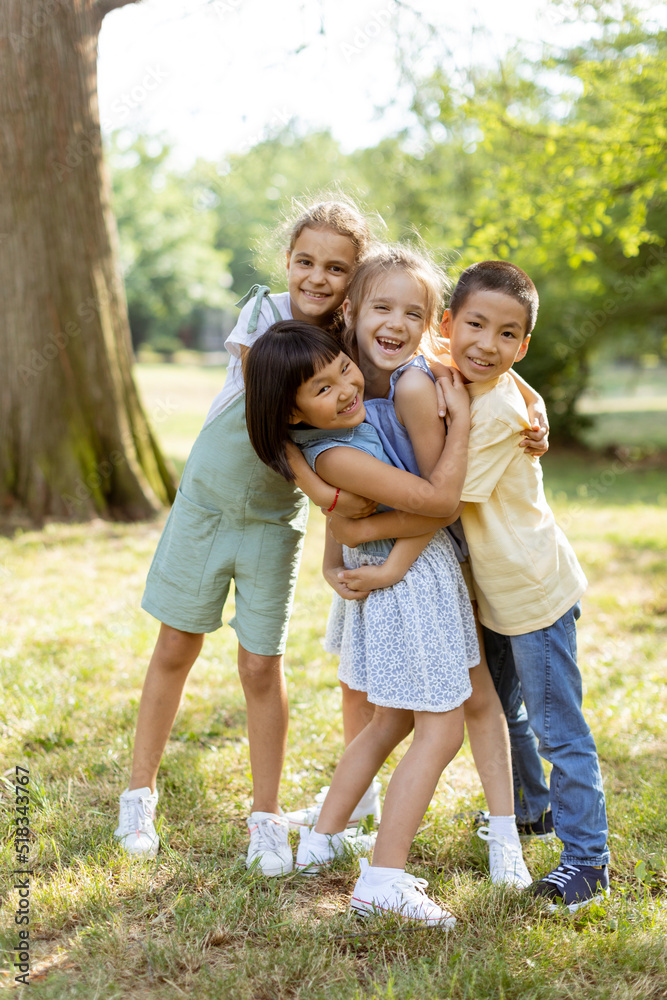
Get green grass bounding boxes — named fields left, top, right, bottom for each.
left=0, top=362, right=666, bottom=997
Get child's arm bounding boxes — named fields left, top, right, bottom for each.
left=394, top=366, right=448, bottom=477
left=340, top=532, right=436, bottom=592
left=322, top=525, right=371, bottom=601
left=286, top=441, right=377, bottom=519
left=431, top=355, right=549, bottom=457
left=314, top=370, right=471, bottom=518
left=338, top=366, right=454, bottom=590
left=509, top=370, right=550, bottom=457
left=329, top=504, right=465, bottom=548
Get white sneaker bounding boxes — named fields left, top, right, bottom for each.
left=285, top=778, right=382, bottom=829
left=246, top=812, right=293, bottom=877
left=477, top=826, right=532, bottom=887
left=115, top=787, right=159, bottom=859
left=350, top=858, right=456, bottom=928
left=295, top=826, right=377, bottom=875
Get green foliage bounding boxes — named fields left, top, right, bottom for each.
left=107, top=3, right=666, bottom=438
left=109, top=133, right=234, bottom=352
left=189, top=127, right=367, bottom=294
left=345, top=4, right=667, bottom=439
left=412, top=4, right=667, bottom=437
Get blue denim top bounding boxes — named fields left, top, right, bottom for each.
left=290, top=422, right=394, bottom=559
left=363, top=355, right=468, bottom=562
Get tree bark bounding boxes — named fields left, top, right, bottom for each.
left=0, top=0, right=176, bottom=524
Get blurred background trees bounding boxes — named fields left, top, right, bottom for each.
left=3, top=0, right=663, bottom=524
left=109, top=133, right=235, bottom=356
left=109, top=1, right=665, bottom=440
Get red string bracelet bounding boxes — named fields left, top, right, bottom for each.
left=326, top=488, right=340, bottom=513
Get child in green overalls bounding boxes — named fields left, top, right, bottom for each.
left=114, top=200, right=375, bottom=875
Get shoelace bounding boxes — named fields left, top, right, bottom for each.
left=542, top=864, right=582, bottom=890
left=392, top=873, right=431, bottom=903
left=121, top=796, right=154, bottom=834
left=477, top=827, right=522, bottom=863
left=251, top=817, right=287, bottom=853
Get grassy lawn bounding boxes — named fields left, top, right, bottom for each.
left=0, top=363, right=665, bottom=997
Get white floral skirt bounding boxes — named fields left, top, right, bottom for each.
left=324, top=530, right=479, bottom=712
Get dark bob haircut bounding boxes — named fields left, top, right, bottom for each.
left=449, top=260, right=539, bottom=336
left=244, top=320, right=343, bottom=482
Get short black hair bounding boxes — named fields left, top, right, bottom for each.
left=449, top=260, right=539, bottom=335
left=244, top=320, right=342, bottom=481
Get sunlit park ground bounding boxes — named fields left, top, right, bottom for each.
left=0, top=361, right=665, bottom=998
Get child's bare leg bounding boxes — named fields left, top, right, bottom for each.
left=315, top=707, right=414, bottom=834
left=237, top=643, right=288, bottom=816
left=463, top=625, right=531, bottom=886
left=129, top=623, right=204, bottom=792
left=285, top=684, right=390, bottom=828
left=372, top=707, right=464, bottom=869
left=341, top=682, right=375, bottom=745
left=464, top=621, right=513, bottom=816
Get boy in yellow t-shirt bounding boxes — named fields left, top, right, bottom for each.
left=438, top=260, right=609, bottom=912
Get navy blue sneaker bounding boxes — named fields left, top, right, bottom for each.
left=516, top=810, right=555, bottom=840
left=530, top=863, right=609, bottom=913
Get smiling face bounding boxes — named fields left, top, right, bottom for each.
left=441, top=289, right=531, bottom=383
left=290, top=352, right=365, bottom=430
left=286, top=227, right=358, bottom=326
left=344, top=271, right=428, bottom=380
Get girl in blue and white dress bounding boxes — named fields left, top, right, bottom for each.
left=245, top=317, right=477, bottom=927
left=303, top=247, right=535, bottom=882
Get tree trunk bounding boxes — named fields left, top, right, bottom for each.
left=0, top=0, right=176, bottom=524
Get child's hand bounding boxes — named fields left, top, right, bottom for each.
left=321, top=490, right=376, bottom=519
left=338, top=564, right=394, bottom=592
left=521, top=399, right=549, bottom=457
left=520, top=422, right=549, bottom=457
left=327, top=514, right=369, bottom=548
left=323, top=564, right=370, bottom=600
left=437, top=367, right=470, bottom=427
left=432, top=361, right=456, bottom=418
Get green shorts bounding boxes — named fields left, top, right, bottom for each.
left=142, top=397, right=309, bottom=655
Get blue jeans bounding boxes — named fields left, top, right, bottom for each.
left=484, top=603, right=609, bottom=866
left=482, top=627, right=551, bottom=825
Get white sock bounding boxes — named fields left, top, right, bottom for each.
left=311, top=829, right=345, bottom=846
left=365, top=865, right=404, bottom=885
left=488, top=815, right=520, bottom=842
